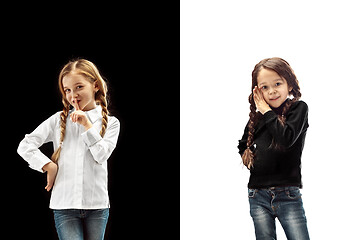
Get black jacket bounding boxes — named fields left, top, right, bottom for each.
left=238, top=100, right=309, bottom=189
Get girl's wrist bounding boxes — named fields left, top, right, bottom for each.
left=262, top=108, right=272, bottom=114
left=42, top=161, right=56, bottom=172
left=84, top=121, right=93, bottom=131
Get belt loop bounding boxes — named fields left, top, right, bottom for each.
left=285, top=186, right=289, bottom=195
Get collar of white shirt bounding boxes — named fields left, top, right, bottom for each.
left=70, top=105, right=103, bottom=124
left=86, top=105, right=103, bottom=123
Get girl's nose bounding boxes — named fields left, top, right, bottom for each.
left=70, top=92, right=78, bottom=99
left=70, top=95, right=78, bottom=103
left=269, top=87, right=276, bottom=94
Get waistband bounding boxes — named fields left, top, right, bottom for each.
left=255, top=186, right=300, bottom=191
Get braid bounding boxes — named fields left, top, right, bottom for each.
left=278, top=89, right=302, bottom=125
left=242, top=93, right=260, bottom=169
left=98, top=94, right=108, bottom=137
left=271, top=91, right=302, bottom=150
left=51, top=100, right=70, bottom=164
left=277, top=100, right=293, bottom=125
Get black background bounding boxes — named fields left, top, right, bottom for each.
left=4, top=3, right=179, bottom=239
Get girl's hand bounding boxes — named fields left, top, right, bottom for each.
left=253, top=86, right=272, bottom=114
left=70, top=100, right=93, bottom=130
left=43, top=162, right=58, bottom=192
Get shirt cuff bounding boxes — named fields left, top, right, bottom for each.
left=81, top=127, right=102, bottom=147
left=263, top=110, right=277, bottom=121
left=29, top=154, right=52, bottom=173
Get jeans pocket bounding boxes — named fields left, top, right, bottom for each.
left=248, top=189, right=258, bottom=198
left=286, top=187, right=302, bottom=200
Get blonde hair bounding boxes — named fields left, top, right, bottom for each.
left=51, top=59, right=109, bottom=163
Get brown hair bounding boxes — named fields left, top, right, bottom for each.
left=51, top=59, right=109, bottom=163
left=242, top=57, right=301, bottom=169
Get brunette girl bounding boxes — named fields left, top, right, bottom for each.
left=17, top=59, right=120, bottom=240
left=238, top=57, right=310, bottom=240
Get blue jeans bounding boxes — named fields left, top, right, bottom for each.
left=248, top=187, right=310, bottom=240
left=53, top=208, right=109, bottom=240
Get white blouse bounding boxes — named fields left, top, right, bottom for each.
left=17, top=105, right=120, bottom=209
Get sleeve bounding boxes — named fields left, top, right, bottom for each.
left=17, top=113, right=58, bottom=173
left=81, top=117, right=120, bottom=164
left=263, top=101, right=308, bottom=148
left=237, top=121, right=249, bottom=156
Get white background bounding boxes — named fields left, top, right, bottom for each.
left=181, top=0, right=360, bottom=239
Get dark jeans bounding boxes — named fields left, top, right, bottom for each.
left=53, top=208, right=109, bottom=240
left=248, top=187, right=310, bottom=240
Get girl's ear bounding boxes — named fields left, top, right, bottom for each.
left=288, top=86, right=293, bottom=93
left=93, top=80, right=100, bottom=93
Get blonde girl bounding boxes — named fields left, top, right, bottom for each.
left=238, top=57, right=310, bottom=239
left=17, top=59, right=120, bottom=240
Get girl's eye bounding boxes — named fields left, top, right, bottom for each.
left=275, top=82, right=282, bottom=87
left=64, top=89, right=70, bottom=93
left=261, top=86, right=267, bottom=90
left=76, top=86, right=83, bottom=89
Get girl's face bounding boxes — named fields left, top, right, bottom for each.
left=62, top=72, right=99, bottom=111
left=257, top=68, right=292, bottom=108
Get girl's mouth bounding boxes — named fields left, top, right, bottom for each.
left=270, top=96, right=280, bottom=101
